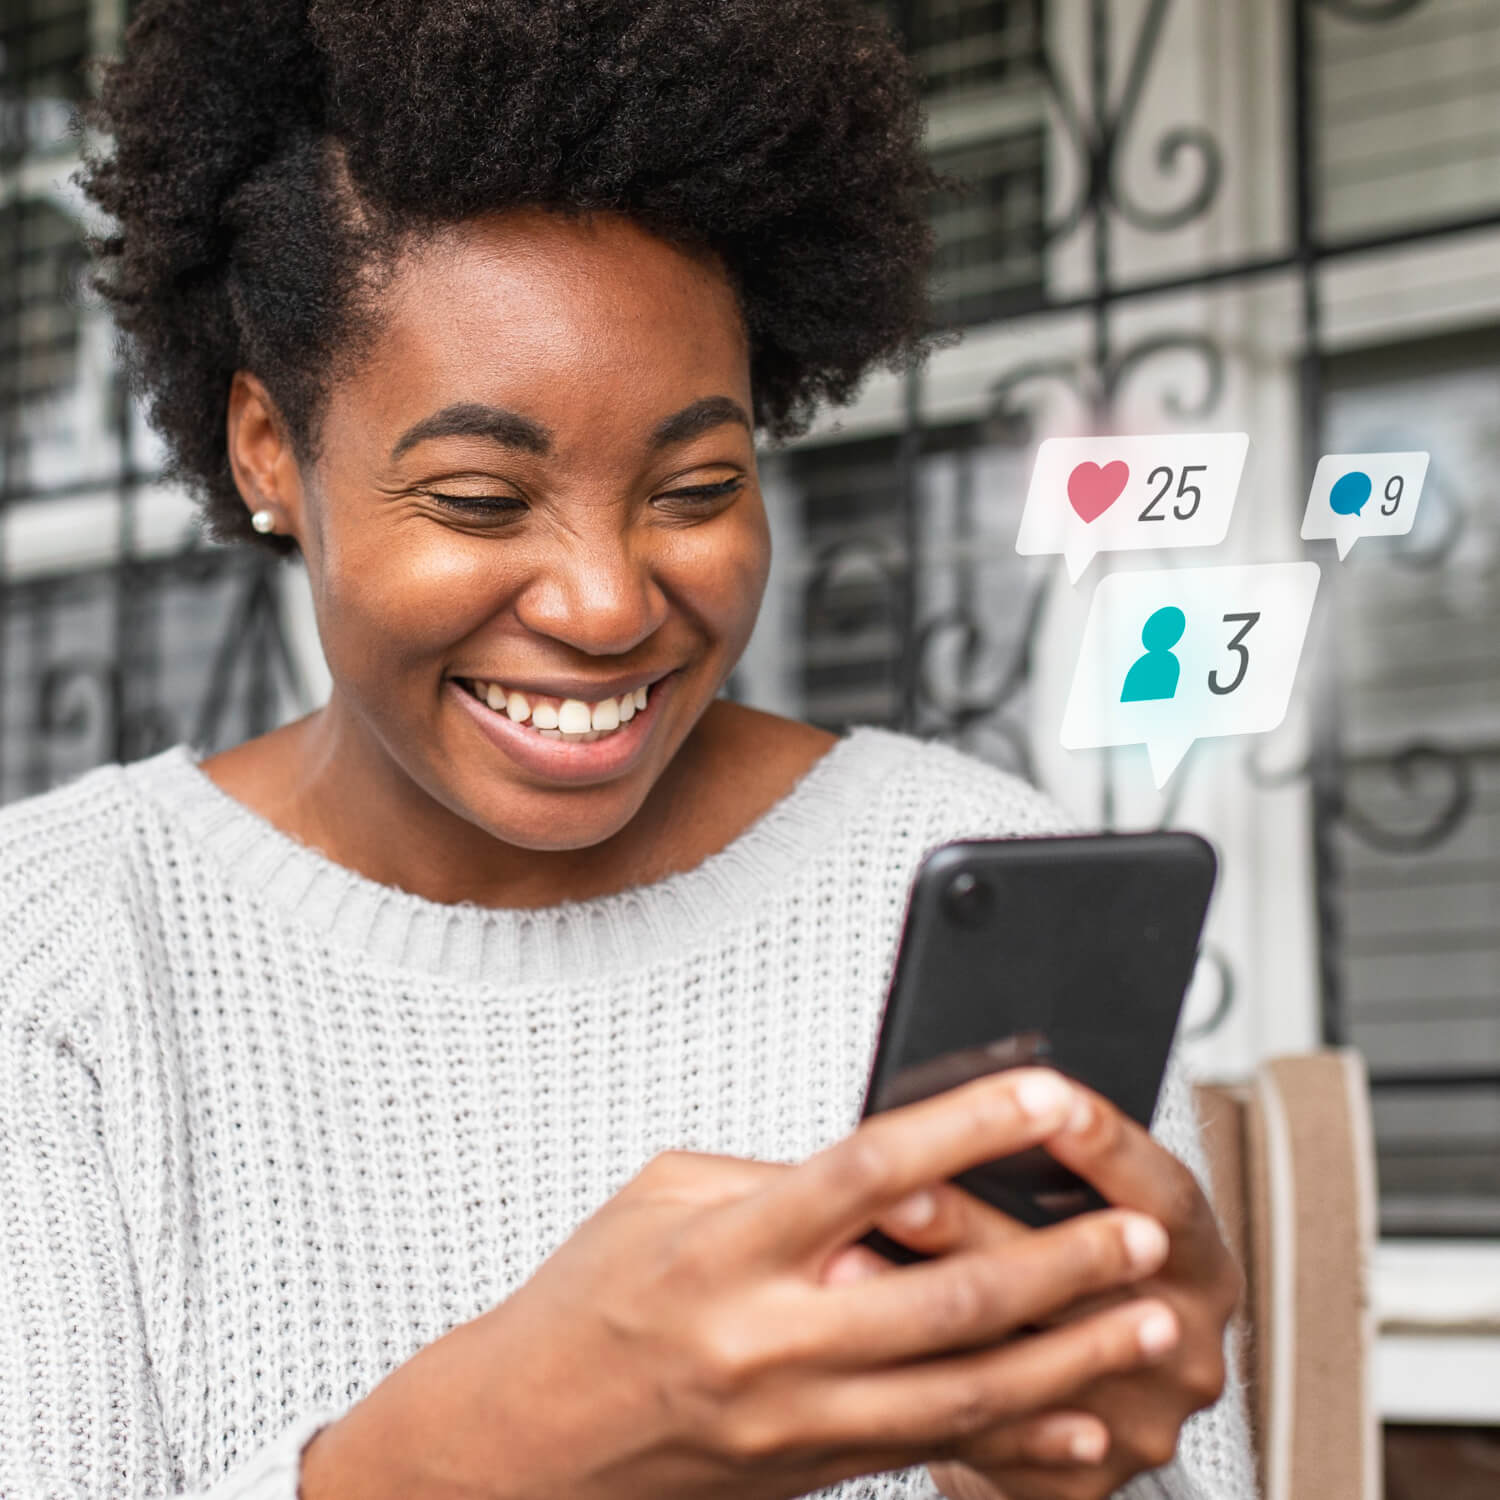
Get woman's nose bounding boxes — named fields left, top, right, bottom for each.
left=515, top=536, right=670, bottom=658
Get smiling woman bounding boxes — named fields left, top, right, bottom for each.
left=207, top=207, right=788, bottom=896
left=0, top=4, right=1254, bottom=1500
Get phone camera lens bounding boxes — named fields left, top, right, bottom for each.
left=943, top=871, right=993, bottom=928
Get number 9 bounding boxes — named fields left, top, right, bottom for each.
left=1380, top=475, right=1404, bottom=516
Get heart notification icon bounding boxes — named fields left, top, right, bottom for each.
left=1018, top=433, right=1249, bottom=582
left=1067, top=460, right=1129, bottom=523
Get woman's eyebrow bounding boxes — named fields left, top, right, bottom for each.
left=648, top=395, right=751, bottom=449
left=390, top=403, right=553, bottom=461
left=388, top=395, right=751, bottom=463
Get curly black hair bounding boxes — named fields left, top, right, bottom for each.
left=76, top=0, right=947, bottom=553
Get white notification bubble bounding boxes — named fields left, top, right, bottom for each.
left=1061, top=561, right=1321, bottom=787
left=1300, top=451, right=1429, bottom=560
left=1016, top=432, right=1249, bottom=584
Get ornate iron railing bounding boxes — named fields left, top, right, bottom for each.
left=800, top=0, right=1499, bottom=1231
left=1, top=0, right=1496, bottom=1229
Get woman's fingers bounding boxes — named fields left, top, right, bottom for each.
left=804, top=1294, right=1179, bottom=1462
left=635, top=1147, right=786, bottom=1207
left=878, top=1176, right=1028, bottom=1252
left=840, top=1169, right=1168, bottom=1300
left=842, top=1074, right=1224, bottom=1280
left=712, top=1068, right=1077, bottom=1270
left=1040, top=1085, right=1234, bottom=1287
left=929, top=1408, right=1112, bottom=1477
left=803, top=1207, right=1171, bottom=1369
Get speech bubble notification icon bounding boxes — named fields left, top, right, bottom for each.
left=1301, top=451, right=1429, bottom=559
left=1017, top=433, right=1249, bottom=583
left=1061, top=561, right=1321, bottom=787
left=1328, top=470, right=1371, bottom=517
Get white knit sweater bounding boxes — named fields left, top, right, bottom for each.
left=0, top=726, right=1257, bottom=1500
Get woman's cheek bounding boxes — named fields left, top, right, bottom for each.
left=319, top=519, right=512, bottom=680
left=671, top=504, right=770, bottom=645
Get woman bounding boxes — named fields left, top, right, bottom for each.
left=0, top=2, right=1254, bottom=1497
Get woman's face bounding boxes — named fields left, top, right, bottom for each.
left=255, top=208, right=770, bottom=853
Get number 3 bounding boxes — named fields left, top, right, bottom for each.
left=1208, top=611, right=1260, bottom=695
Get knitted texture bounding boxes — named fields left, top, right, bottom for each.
left=0, top=726, right=1256, bottom=1500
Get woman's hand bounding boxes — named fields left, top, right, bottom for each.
left=302, top=1067, right=1183, bottom=1500
left=827, top=1079, right=1244, bottom=1500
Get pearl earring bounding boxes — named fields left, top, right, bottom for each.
left=251, top=509, right=277, bottom=534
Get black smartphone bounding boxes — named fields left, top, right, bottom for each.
left=856, top=830, right=1217, bottom=1264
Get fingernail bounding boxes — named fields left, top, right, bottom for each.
left=826, top=1249, right=879, bottom=1285
left=1069, top=1427, right=1109, bottom=1463
left=889, top=1189, right=937, bottom=1230
left=1138, top=1307, right=1179, bottom=1356
left=1123, top=1215, right=1169, bottom=1271
left=1014, top=1071, right=1072, bottom=1122
left=1065, top=1093, right=1094, bottom=1134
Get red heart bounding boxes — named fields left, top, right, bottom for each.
left=1067, top=460, right=1129, bottom=523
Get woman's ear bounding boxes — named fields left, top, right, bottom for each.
left=226, top=370, right=308, bottom=541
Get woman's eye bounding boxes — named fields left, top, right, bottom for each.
left=657, top=477, right=744, bottom=507
left=422, top=492, right=527, bottom=519
left=417, top=480, right=741, bottom=519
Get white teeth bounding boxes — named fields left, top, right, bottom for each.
left=470, top=678, right=653, bottom=740
left=557, top=699, right=592, bottom=734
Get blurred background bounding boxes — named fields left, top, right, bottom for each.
left=1, top=0, right=1496, bottom=1492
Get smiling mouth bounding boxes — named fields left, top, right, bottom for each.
left=458, top=677, right=654, bottom=742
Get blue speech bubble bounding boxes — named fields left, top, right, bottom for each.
left=1329, top=470, right=1372, bottom=516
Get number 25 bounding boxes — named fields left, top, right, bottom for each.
left=1208, top=611, right=1260, bottom=695
left=1140, top=464, right=1206, bottom=522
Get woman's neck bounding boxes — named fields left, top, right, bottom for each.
left=200, top=696, right=837, bottom=910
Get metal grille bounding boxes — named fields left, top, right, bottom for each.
left=0, top=197, right=86, bottom=413
left=777, top=0, right=1500, bottom=1235
left=0, top=0, right=1496, bottom=1234
left=795, top=433, right=907, bottom=727
left=1322, top=337, right=1500, bottom=1234
left=0, top=0, right=303, bottom=792
left=1317, top=0, right=1500, bottom=236
left=928, top=129, right=1047, bottom=327
left=0, top=0, right=90, bottom=164
left=0, top=554, right=301, bottom=802
left=894, top=0, right=1043, bottom=99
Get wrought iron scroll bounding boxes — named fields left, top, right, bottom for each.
left=1037, top=0, right=1224, bottom=242
left=4, top=546, right=308, bottom=800
left=1339, top=744, right=1477, bottom=855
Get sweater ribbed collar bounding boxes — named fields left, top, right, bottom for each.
left=121, top=726, right=919, bottom=982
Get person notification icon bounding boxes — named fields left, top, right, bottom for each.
left=1120, top=607, right=1186, bottom=703
left=1061, top=562, right=1321, bottom=786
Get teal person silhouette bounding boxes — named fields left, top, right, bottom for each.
left=1120, top=605, right=1186, bottom=702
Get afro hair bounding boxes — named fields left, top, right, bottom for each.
left=77, top=0, right=947, bottom=551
